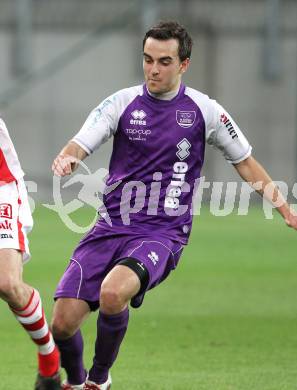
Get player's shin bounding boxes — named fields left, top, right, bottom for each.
left=88, top=308, right=129, bottom=384
left=54, top=330, right=87, bottom=385
left=9, top=288, right=60, bottom=377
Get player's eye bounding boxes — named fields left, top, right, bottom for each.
left=160, top=60, right=171, bottom=66
left=144, top=57, right=153, bottom=63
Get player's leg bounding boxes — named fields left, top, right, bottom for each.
left=51, top=298, right=91, bottom=388
left=86, top=264, right=141, bottom=387
left=86, top=237, right=183, bottom=387
left=0, top=248, right=31, bottom=305
left=0, top=179, right=60, bottom=388
left=52, top=226, right=131, bottom=388
left=0, top=248, right=60, bottom=380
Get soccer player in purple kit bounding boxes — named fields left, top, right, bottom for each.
left=50, top=21, right=297, bottom=389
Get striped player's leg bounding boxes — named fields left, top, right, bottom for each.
left=0, top=248, right=60, bottom=383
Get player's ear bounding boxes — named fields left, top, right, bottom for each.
left=180, top=58, right=190, bottom=74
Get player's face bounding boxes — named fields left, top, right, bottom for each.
left=143, top=37, right=190, bottom=95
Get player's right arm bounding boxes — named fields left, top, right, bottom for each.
left=52, top=141, right=88, bottom=177
left=52, top=88, right=138, bottom=177
left=52, top=94, right=120, bottom=177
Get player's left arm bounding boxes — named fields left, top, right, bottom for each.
left=234, top=156, right=297, bottom=230
left=206, top=99, right=297, bottom=230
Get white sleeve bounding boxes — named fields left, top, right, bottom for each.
left=72, top=94, right=119, bottom=155
left=206, top=100, right=252, bottom=164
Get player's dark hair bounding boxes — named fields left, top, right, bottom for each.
left=143, top=20, right=193, bottom=62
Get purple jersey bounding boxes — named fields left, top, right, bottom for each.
left=73, top=84, right=251, bottom=244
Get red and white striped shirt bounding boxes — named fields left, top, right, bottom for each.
left=0, top=118, right=24, bottom=185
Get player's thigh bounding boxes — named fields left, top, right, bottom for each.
left=52, top=297, right=91, bottom=338
left=0, top=248, right=23, bottom=289
left=125, top=238, right=183, bottom=288
left=101, top=264, right=141, bottom=303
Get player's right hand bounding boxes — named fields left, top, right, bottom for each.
left=52, top=154, right=79, bottom=177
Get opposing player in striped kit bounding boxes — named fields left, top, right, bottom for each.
left=51, top=21, right=297, bottom=389
left=0, top=118, right=60, bottom=389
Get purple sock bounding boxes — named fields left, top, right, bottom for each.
left=88, top=307, right=129, bottom=384
left=54, top=330, right=87, bottom=385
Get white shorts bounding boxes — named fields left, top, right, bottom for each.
left=0, top=179, right=33, bottom=262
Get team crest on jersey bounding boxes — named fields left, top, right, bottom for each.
left=0, top=203, right=12, bottom=219
left=176, top=110, right=196, bottom=128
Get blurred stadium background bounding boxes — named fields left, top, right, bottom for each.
left=0, top=0, right=296, bottom=203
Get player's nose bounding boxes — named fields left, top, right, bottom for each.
left=151, top=62, right=160, bottom=75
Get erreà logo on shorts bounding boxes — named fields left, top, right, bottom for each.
left=130, top=110, right=147, bottom=126
left=148, top=251, right=159, bottom=266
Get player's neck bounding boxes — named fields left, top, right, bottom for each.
left=147, top=83, right=181, bottom=101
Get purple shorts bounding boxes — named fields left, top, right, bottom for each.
left=55, top=224, right=184, bottom=310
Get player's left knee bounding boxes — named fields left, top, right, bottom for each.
left=100, top=284, right=126, bottom=314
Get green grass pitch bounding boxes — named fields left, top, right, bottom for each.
left=0, top=206, right=296, bottom=389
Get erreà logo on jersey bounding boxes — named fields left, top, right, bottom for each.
left=130, top=110, right=147, bottom=126
left=220, top=113, right=238, bottom=139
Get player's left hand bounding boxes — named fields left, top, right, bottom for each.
left=284, top=209, right=297, bottom=230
